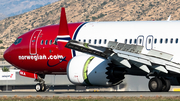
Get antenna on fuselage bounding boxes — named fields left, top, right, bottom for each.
left=56, top=7, right=70, bottom=50
left=167, top=15, right=171, bottom=21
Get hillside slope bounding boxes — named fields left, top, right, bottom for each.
left=1, top=0, right=180, bottom=49
left=0, top=0, right=59, bottom=19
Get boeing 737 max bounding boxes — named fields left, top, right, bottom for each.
left=3, top=7, right=180, bottom=92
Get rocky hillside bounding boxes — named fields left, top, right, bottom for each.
left=0, top=0, right=59, bottom=20
left=1, top=0, right=180, bottom=49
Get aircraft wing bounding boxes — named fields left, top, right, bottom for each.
left=65, top=40, right=180, bottom=75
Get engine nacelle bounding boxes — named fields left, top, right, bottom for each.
left=67, top=55, right=125, bottom=86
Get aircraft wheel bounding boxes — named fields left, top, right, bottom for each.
left=41, top=84, right=47, bottom=92
left=35, top=83, right=42, bottom=92
left=35, top=83, right=46, bottom=92
left=161, top=78, right=171, bottom=92
left=148, top=77, right=162, bottom=92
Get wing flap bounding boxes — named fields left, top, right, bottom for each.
left=166, top=65, right=180, bottom=74
left=152, top=65, right=168, bottom=74
left=147, top=49, right=173, bottom=60
left=108, top=41, right=143, bottom=53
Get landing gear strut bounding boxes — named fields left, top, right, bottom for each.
left=148, top=77, right=170, bottom=92
left=35, top=74, right=46, bottom=92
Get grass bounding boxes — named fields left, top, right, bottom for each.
left=1, top=96, right=180, bottom=101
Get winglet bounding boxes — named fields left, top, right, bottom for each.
left=56, top=7, right=71, bottom=50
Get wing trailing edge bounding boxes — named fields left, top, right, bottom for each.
left=65, top=40, right=180, bottom=75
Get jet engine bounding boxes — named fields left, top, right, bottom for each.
left=67, top=55, right=125, bottom=86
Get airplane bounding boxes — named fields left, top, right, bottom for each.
left=3, top=7, right=180, bottom=92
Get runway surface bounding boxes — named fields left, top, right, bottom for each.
left=0, top=91, right=180, bottom=97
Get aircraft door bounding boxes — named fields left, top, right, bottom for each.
left=146, top=35, right=153, bottom=50
left=137, top=35, right=144, bottom=46
left=29, top=30, right=42, bottom=55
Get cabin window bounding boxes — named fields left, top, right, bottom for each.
left=83, top=39, right=86, bottom=43
left=89, top=39, right=91, bottom=43
left=32, top=40, right=35, bottom=42
left=176, top=38, right=178, bottom=43
left=99, top=39, right=101, bottom=44
left=45, top=40, right=48, bottom=45
left=160, top=38, right=163, bottom=44
left=124, top=39, right=127, bottom=44
left=104, top=39, right=107, bottom=44
left=171, top=38, right=173, bottom=43
left=115, top=39, right=117, bottom=42
left=79, top=39, right=81, bottom=42
left=165, top=38, right=168, bottom=44
left=94, top=39, right=97, bottom=44
left=41, top=40, right=44, bottom=45
left=154, top=38, right=157, bottom=44
left=49, top=40, right=52, bottom=45
left=14, top=38, right=22, bottom=45
left=129, top=39, right=132, bottom=44
left=148, top=39, right=151, bottom=44
left=139, top=39, right=142, bottom=44
left=134, top=39, right=137, bottom=44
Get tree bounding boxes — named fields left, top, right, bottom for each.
left=2, top=67, right=9, bottom=72
left=0, top=46, right=5, bottom=49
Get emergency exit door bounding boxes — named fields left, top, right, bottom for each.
left=29, top=30, right=42, bottom=55
left=146, top=35, right=153, bottom=50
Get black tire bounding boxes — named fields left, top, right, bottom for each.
left=176, top=77, right=180, bottom=84
left=42, top=84, right=47, bottom=92
left=35, top=83, right=42, bottom=92
left=161, top=79, right=171, bottom=92
left=148, top=78, right=163, bottom=92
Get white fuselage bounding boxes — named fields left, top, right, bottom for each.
left=74, top=21, right=180, bottom=63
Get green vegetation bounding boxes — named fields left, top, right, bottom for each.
left=101, top=1, right=107, bottom=6
left=92, top=13, right=106, bottom=21
left=84, top=9, right=87, bottom=12
left=49, top=11, right=53, bottom=14
left=0, top=40, right=2, bottom=44
left=85, top=19, right=90, bottom=21
left=99, top=13, right=106, bottom=18
left=149, top=2, right=155, bottom=7
left=24, top=28, right=28, bottom=30
left=31, top=21, right=36, bottom=27
left=2, top=67, right=9, bottom=72
left=45, top=12, right=49, bottom=16
left=92, top=16, right=97, bottom=20
left=0, top=96, right=180, bottom=101
left=46, top=20, right=50, bottom=24
left=0, top=46, right=5, bottom=49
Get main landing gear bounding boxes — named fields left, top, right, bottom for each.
left=148, top=77, right=170, bottom=92
left=35, top=74, right=47, bottom=92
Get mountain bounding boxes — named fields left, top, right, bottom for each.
left=0, top=13, right=7, bottom=20
left=1, top=0, right=180, bottom=49
left=0, top=0, right=59, bottom=19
